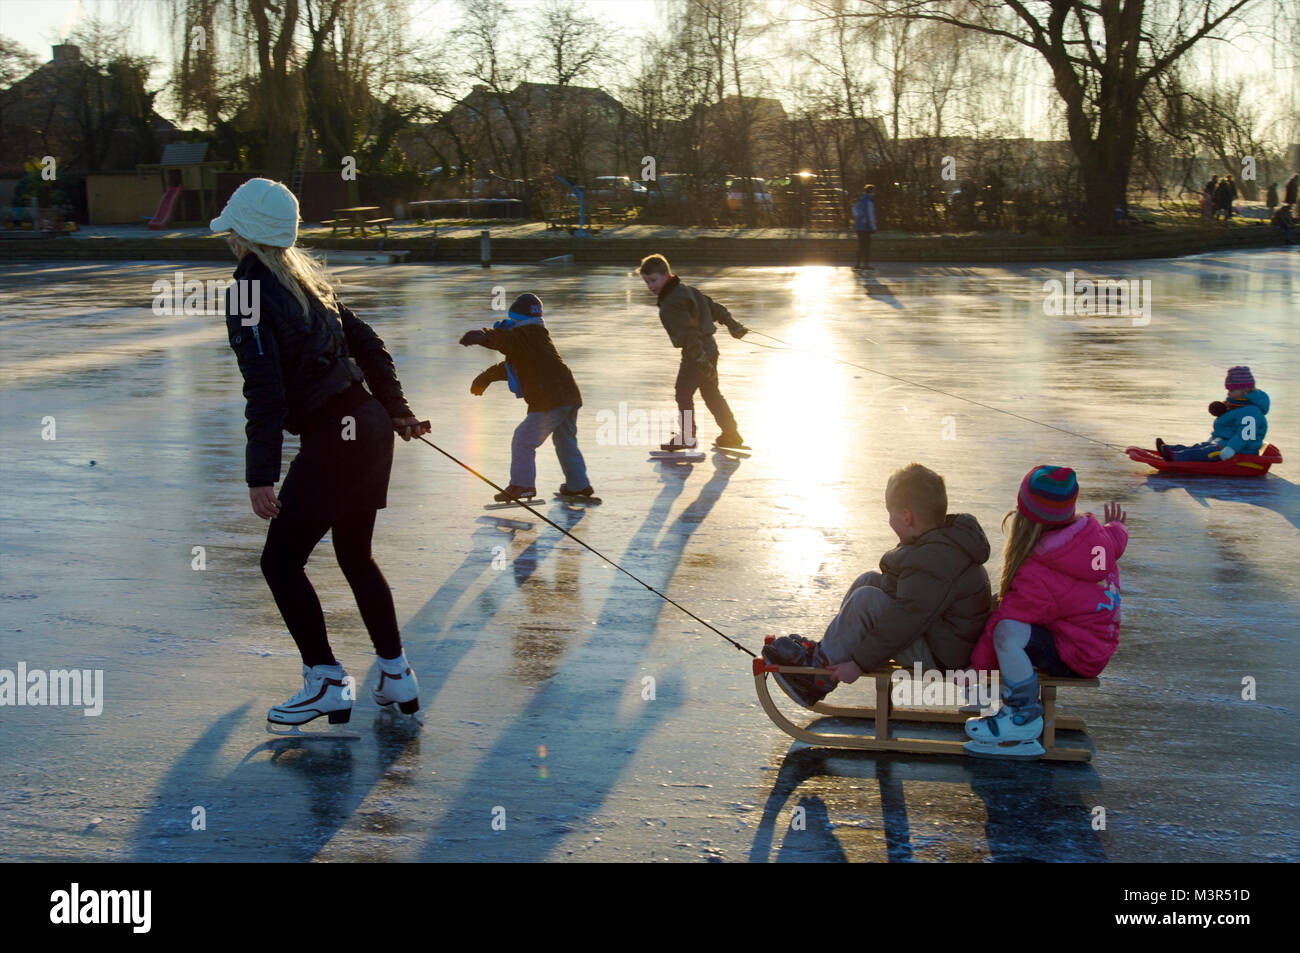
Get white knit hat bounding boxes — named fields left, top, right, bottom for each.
left=209, top=177, right=299, bottom=248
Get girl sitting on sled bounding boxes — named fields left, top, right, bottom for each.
left=965, top=466, right=1128, bottom=756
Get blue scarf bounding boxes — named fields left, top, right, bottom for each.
left=493, top=310, right=545, bottom=398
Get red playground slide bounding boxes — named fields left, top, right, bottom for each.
left=147, top=186, right=182, bottom=229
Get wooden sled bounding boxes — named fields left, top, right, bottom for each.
left=753, top=655, right=1097, bottom=762
left=1126, top=443, right=1282, bottom=476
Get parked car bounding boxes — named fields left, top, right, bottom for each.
left=587, top=175, right=648, bottom=206
left=725, top=176, right=774, bottom=213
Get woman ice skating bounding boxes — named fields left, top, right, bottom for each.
left=211, top=177, right=430, bottom=734
left=460, top=293, right=593, bottom=504
left=965, top=466, right=1128, bottom=757
left=1156, top=365, right=1270, bottom=462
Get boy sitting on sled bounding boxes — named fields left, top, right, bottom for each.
left=763, top=464, right=994, bottom=707
left=1156, top=365, right=1270, bottom=462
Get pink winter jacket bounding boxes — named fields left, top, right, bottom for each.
left=970, top=514, right=1127, bottom=677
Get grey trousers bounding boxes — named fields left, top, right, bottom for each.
left=820, top=571, right=938, bottom=668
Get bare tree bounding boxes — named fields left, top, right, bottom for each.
left=836, top=0, right=1263, bottom=233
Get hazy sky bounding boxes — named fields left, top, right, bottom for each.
left=0, top=0, right=1293, bottom=144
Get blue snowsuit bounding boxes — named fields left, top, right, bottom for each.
left=1167, top=389, right=1270, bottom=461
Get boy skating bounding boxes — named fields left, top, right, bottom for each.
left=637, top=254, right=749, bottom=450
left=460, top=293, right=594, bottom=503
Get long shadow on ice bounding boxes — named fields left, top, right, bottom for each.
left=124, top=511, right=582, bottom=861
left=125, top=702, right=429, bottom=860
left=1143, top=472, right=1300, bottom=532
left=414, top=456, right=741, bottom=860
left=749, top=745, right=1104, bottom=862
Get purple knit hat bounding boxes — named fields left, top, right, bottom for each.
left=1224, top=366, right=1254, bottom=390
left=1017, top=466, right=1078, bottom=526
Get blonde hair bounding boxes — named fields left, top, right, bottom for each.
left=233, top=232, right=339, bottom=324
left=996, top=510, right=1046, bottom=603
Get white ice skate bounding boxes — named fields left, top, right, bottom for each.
left=963, top=703, right=1045, bottom=758
left=266, top=663, right=358, bottom=738
left=372, top=651, right=421, bottom=721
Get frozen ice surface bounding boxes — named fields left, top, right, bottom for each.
left=0, top=250, right=1297, bottom=862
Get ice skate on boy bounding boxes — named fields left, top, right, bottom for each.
left=372, top=650, right=420, bottom=717
left=761, top=634, right=834, bottom=709
left=963, top=672, right=1045, bottom=758
left=493, top=483, right=537, bottom=503
left=555, top=483, right=601, bottom=504
left=267, top=663, right=358, bottom=737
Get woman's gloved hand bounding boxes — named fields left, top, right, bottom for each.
left=1208, top=400, right=1227, bottom=416
left=459, top=330, right=489, bottom=347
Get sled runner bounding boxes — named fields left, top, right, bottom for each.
left=1125, top=443, right=1282, bottom=476
left=753, top=648, right=1096, bottom=762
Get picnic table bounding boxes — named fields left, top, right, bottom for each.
left=322, top=206, right=392, bottom=237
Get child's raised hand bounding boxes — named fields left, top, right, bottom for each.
left=1103, top=501, right=1126, bottom=524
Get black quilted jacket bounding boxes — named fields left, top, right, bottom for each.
left=224, top=253, right=413, bottom=486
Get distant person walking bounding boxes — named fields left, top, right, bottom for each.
left=1215, top=174, right=1237, bottom=221
left=1272, top=204, right=1296, bottom=244
left=1201, top=176, right=1218, bottom=220
left=852, top=184, right=877, bottom=270
left=1285, top=174, right=1299, bottom=207
left=1265, top=182, right=1279, bottom=212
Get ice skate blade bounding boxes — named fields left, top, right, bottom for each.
left=483, top=498, right=543, bottom=510
left=378, top=704, right=424, bottom=727
left=265, top=721, right=361, bottom=741
left=649, top=450, right=706, bottom=462
left=553, top=493, right=602, bottom=505
left=963, top=739, right=1045, bottom=759
left=712, top=445, right=751, bottom=457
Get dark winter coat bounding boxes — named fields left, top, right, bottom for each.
left=1286, top=176, right=1298, bottom=206
left=655, top=275, right=747, bottom=368
left=1214, top=179, right=1236, bottom=209
left=471, top=323, right=582, bottom=413
left=224, top=253, right=413, bottom=487
left=852, top=513, right=994, bottom=672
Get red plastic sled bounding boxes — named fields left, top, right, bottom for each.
left=1126, top=443, right=1282, bottom=476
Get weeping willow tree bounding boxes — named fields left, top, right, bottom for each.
left=832, top=0, right=1271, bottom=233
left=162, top=0, right=441, bottom=180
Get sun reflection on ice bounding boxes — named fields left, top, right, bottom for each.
left=750, top=267, right=854, bottom=582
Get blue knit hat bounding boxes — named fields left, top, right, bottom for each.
left=1017, top=466, right=1078, bottom=526
left=508, top=293, right=543, bottom=321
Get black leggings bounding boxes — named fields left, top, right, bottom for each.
left=260, top=508, right=402, bottom=667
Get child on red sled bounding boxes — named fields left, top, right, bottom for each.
left=1156, top=366, right=1270, bottom=462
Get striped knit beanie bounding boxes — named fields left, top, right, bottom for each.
left=1224, top=366, right=1254, bottom=390
left=1017, top=466, right=1078, bottom=526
